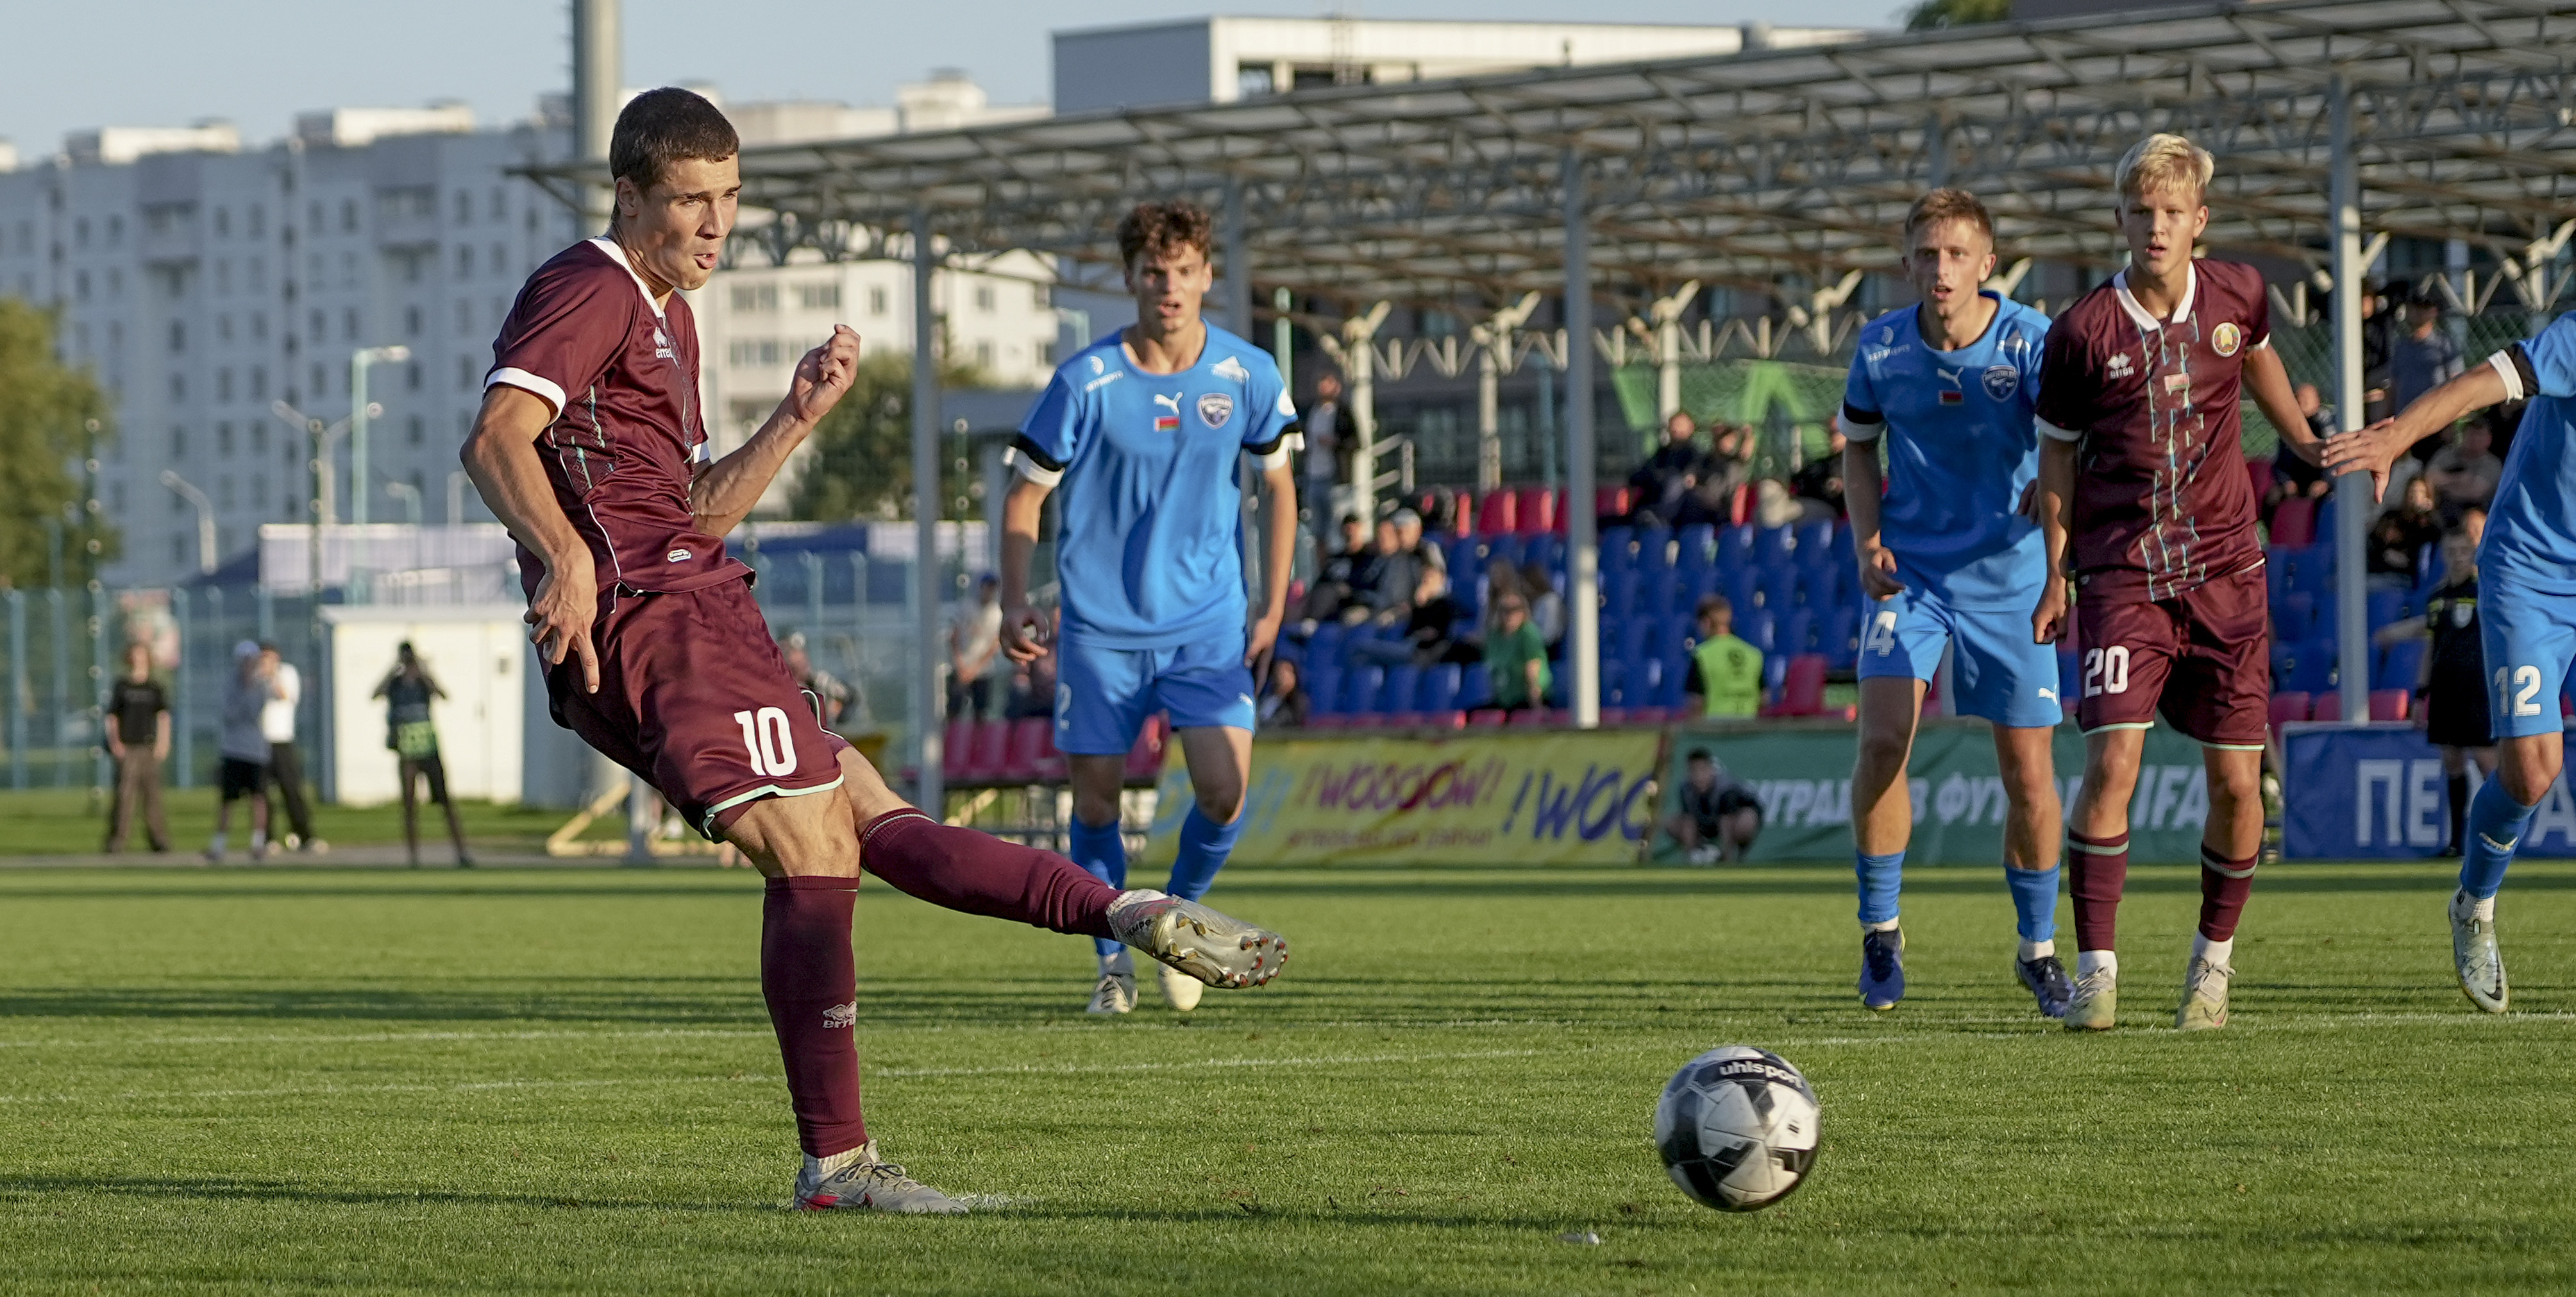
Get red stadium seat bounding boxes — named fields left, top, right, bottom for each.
left=2271, top=496, right=2317, bottom=547
left=1595, top=486, right=1632, bottom=523
left=2244, top=456, right=2274, bottom=504
left=999, top=717, right=1050, bottom=782
left=1479, top=489, right=1517, bottom=536
left=1516, top=486, right=1556, bottom=536
left=1769, top=654, right=1828, bottom=717
left=1598, top=708, right=1629, bottom=726
left=1122, top=715, right=1168, bottom=781
left=941, top=715, right=977, bottom=781
left=1424, top=709, right=1467, bottom=729
left=1728, top=483, right=1755, bottom=527
left=1307, top=715, right=1350, bottom=730
left=1033, top=718, right=1067, bottom=781
left=1466, top=708, right=1508, bottom=727
left=2268, top=692, right=2312, bottom=727
left=964, top=720, right=1011, bottom=782
left=2311, top=691, right=2343, bottom=722
left=2369, top=689, right=2411, bottom=722
left=1508, top=708, right=1553, bottom=727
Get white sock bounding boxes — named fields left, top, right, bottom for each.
left=208, top=831, right=228, bottom=855
left=2018, top=938, right=2054, bottom=962
left=2076, top=949, right=2117, bottom=980
left=249, top=829, right=267, bottom=851
left=807, top=1142, right=873, bottom=1178
left=1097, top=949, right=1134, bottom=978
left=2457, top=890, right=2496, bottom=922
left=1862, top=918, right=1901, bottom=933
left=2191, top=934, right=2234, bottom=967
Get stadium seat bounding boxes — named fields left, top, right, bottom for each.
left=1460, top=663, right=1491, bottom=710
left=1646, top=566, right=1681, bottom=618
left=1740, top=606, right=1778, bottom=655
left=2280, top=643, right=2334, bottom=695
left=1828, top=520, right=1856, bottom=572
left=1721, top=568, right=1760, bottom=619
left=2277, top=592, right=2317, bottom=643
left=1420, top=663, right=1461, bottom=713
left=1306, top=622, right=1347, bottom=665
left=2314, top=496, right=2337, bottom=547
left=2375, top=639, right=2425, bottom=690
left=999, top=717, right=1050, bottom=783
left=1769, top=653, right=1830, bottom=717
left=1467, top=708, right=1507, bottom=727
left=1726, top=482, right=1756, bottom=527
left=1595, top=486, right=1633, bottom=523
left=1478, top=489, right=1517, bottom=536
left=2270, top=496, right=2317, bottom=547
left=941, top=716, right=978, bottom=782
left=1347, top=664, right=1388, bottom=714
left=1603, top=568, right=1642, bottom=618
left=2370, top=689, right=2411, bottom=722
left=1424, top=709, right=1467, bottom=730
left=1781, top=608, right=1819, bottom=657
left=2366, top=588, right=2407, bottom=632
left=1383, top=665, right=1422, bottom=713
left=1762, top=651, right=1790, bottom=698
left=1676, top=523, right=1717, bottom=570
left=1794, top=564, right=1838, bottom=610
left=1793, top=518, right=1835, bottom=566
left=2244, top=457, right=2273, bottom=503
left=2268, top=692, right=2312, bottom=727
left=1637, top=532, right=1674, bottom=573
left=1824, top=606, right=1862, bottom=671
left=968, top=719, right=1012, bottom=781
left=1717, top=523, right=1755, bottom=571
left=2310, top=691, right=2343, bottom=722
left=1753, top=563, right=1797, bottom=613
left=1599, top=526, right=1637, bottom=572
left=1752, top=523, right=1794, bottom=571
left=1517, top=486, right=1556, bottom=536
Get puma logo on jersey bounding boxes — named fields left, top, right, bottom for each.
left=1212, top=355, right=1250, bottom=382
left=1936, top=367, right=1962, bottom=386
left=1154, top=393, right=1181, bottom=412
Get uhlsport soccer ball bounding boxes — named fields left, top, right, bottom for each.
left=1654, top=1046, right=1819, bottom=1212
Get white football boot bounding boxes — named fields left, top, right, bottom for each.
left=793, top=1140, right=967, bottom=1214
left=2176, top=956, right=2233, bottom=1031
left=1106, top=889, right=1286, bottom=990
left=1086, top=950, right=1136, bottom=1015
left=2450, top=889, right=2508, bottom=1014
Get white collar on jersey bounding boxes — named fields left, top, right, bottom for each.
left=2111, top=263, right=2196, bottom=333
left=587, top=236, right=669, bottom=319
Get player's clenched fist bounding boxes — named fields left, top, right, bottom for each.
left=2030, top=575, right=2069, bottom=646
left=786, top=325, right=863, bottom=427
left=1000, top=604, right=1051, bottom=664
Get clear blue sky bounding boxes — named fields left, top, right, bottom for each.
left=4, top=1, right=1901, bottom=158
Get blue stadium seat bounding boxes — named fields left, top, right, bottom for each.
left=1741, top=607, right=1779, bottom=655
left=1646, top=566, right=1682, bottom=618
left=1722, top=568, right=1760, bottom=618
left=1306, top=665, right=1343, bottom=715
left=1679, top=565, right=1721, bottom=616
left=2375, top=639, right=2425, bottom=691
left=1762, top=652, right=1789, bottom=696
left=1824, top=606, right=1861, bottom=671
left=1753, top=523, right=1795, bottom=571
left=1459, top=663, right=1492, bottom=710
left=1793, top=519, right=1835, bottom=566
left=1754, top=563, right=1798, bottom=612
left=1421, top=663, right=1461, bottom=713
left=2280, top=642, right=2334, bottom=694
left=1603, top=568, right=1642, bottom=619
left=1306, top=622, right=1347, bottom=665
left=1347, top=664, right=1388, bottom=713
left=2277, top=593, right=2316, bottom=643
left=1676, top=523, right=1717, bottom=571
left=1829, top=520, right=1856, bottom=572
left=1796, top=564, right=1838, bottom=609
left=1717, top=524, right=1755, bottom=571
left=2366, top=588, right=2407, bottom=632
left=1637, top=532, right=1674, bottom=574
left=1599, top=526, right=1637, bottom=572
left=1529, top=534, right=1567, bottom=572
left=1383, top=665, right=1422, bottom=714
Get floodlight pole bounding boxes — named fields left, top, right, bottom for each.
left=911, top=207, right=945, bottom=815
left=2330, top=76, right=2370, bottom=727
left=158, top=471, right=217, bottom=575
left=1563, top=146, right=1599, bottom=730
left=1222, top=176, right=1260, bottom=609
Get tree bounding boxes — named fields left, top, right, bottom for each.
left=0, top=299, right=115, bottom=589
left=789, top=350, right=995, bottom=521
left=1904, top=0, right=2012, bottom=30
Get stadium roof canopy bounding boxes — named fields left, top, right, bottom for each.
left=530, top=0, right=2576, bottom=311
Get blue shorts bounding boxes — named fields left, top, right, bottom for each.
left=1055, top=632, right=1258, bottom=755
left=2479, top=565, right=2576, bottom=740
left=1855, top=585, right=2063, bottom=729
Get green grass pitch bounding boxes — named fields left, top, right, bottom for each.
left=4, top=861, right=2573, bottom=1295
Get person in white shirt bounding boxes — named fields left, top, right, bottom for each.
left=209, top=642, right=273, bottom=862
left=255, top=643, right=325, bottom=854
left=948, top=574, right=1005, bottom=722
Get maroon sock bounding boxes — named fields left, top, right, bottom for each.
left=857, top=810, right=1118, bottom=938
left=2197, top=845, right=2259, bottom=942
left=2066, top=829, right=2130, bottom=952
left=761, top=876, right=866, bottom=1158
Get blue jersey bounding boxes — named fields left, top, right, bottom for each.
left=2484, top=312, right=2576, bottom=597
left=1013, top=325, right=1297, bottom=648
left=1842, top=294, right=2051, bottom=610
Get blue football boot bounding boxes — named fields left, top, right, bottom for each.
left=2016, top=953, right=2074, bottom=1019
left=1858, top=926, right=1905, bottom=1010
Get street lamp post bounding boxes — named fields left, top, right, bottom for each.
left=158, top=471, right=218, bottom=575
left=271, top=400, right=369, bottom=594
left=385, top=480, right=423, bottom=525
left=349, top=346, right=411, bottom=527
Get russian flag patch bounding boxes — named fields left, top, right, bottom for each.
left=1154, top=415, right=1181, bottom=432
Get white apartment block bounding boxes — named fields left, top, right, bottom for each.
left=1051, top=16, right=1867, bottom=114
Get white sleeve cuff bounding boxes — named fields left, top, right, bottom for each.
left=1842, top=421, right=1882, bottom=443
left=2489, top=349, right=2527, bottom=403
left=2251, top=333, right=2272, bottom=351
left=2039, top=420, right=2084, bottom=443
left=485, top=368, right=566, bottom=418
left=1247, top=432, right=1301, bottom=470
left=1004, top=446, right=1064, bottom=487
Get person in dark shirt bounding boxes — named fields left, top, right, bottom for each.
left=1257, top=657, right=1309, bottom=729
left=1665, top=748, right=1762, bottom=863
left=1298, top=513, right=1372, bottom=632
left=2264, top=383, right=2336, bottom=521
left=1790, top=421, right=1849, bottom=521
left=103, top=643, right=171, bottom=853
left=1629, top=411, right=1705, bottom=527
left=374, top=642, right=472, bottom=869
left=1351, top=568, right=1470, bottom=666
left=2375, top=527, right=2492, bottom=854
left=2366, top=475, right=2445, bottom=589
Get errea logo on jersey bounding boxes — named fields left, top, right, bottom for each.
left=2107, top=353, right=2136, bottom=378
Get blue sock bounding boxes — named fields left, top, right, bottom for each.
left=1068, top=817, right=1127, bottom=958
left=2460, top=779, right=2537, bottom=901
left=1166, top=805, right=1245, bottom=904
left=2005, top=864, right=2060, bottom=944
left=1856, top=851, right=1904, bottom=926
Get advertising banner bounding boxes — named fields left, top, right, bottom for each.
left=1140, top=729, right=1665, bottom=866
left=2280, top=722, right=2576, bottom=860
left=1661, top=720, right=2216, bottom=864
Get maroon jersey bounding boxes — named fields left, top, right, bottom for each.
left=486, top=237, right=748, bottom=598
left=2034, top=260, right=2271, bottom=601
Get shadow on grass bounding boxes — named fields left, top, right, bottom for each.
left=0, top=1174, right=766, bottom=1214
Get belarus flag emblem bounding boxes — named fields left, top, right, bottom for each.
left=1154, top=414, right=1181, bottom=432
left=1938, top=390, right=1964, bottom=405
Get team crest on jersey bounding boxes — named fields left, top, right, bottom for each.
left=1982, top=365, right=2019, bottom=401
left=1197, top=393, right=1235, bottom=428
left=2211, top=321, right=2244, bottom=357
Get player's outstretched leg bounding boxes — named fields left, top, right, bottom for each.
left=1106, top=889, right=1286, bottom=990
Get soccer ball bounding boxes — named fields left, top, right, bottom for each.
left=1654, top=1046, right=1820, bottom=1212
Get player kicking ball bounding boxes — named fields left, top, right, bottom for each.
left=2327, top=310, right=2576, bottom=1013
left=999, top=200, right=1301, bottom=1015
left=461, top=90, right=1284, bottom=1214
left=2029, top=134, right=2321, bottom=1031
left=1840, top=189, right=2071, bottom=1017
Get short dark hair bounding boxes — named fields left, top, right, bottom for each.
left=610, top=88, right=739, bottom=192
left=1696, top=594, right=1733, bottom=622
left=1116, top=201, right=1214, bottom=270
left=1687, top=748, right=1712, bottom=763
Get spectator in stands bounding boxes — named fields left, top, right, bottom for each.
left=1299, top=513, right=1374, bottom=631
left=102, top=643, right=170, bottom=854
left=948, top=573, right=1003, bottom=722
left=1483, top=591, right=1551, bottom=713
left=2367, top=475, right=2445, bottom=591
left=1684, top=595, right=1765, bottom=719
left=1303, top=373, right=1342, bottom=510
left=1352, top=567, right=1470, bottom=666
left=2361, top=280, right=2393, bottom=421
left=2390, top=294, right=2464, bottom=412
left=373, top=641, right=473, bottom=869
left=1790, top=420, right=1848, bottom=522
left=1393, top=506, right=1446, bottom=577
left=1361, top=516, right=1422, bottom=625
left=1687, top=423, right=1756, bottom=525
left=1665, top=748, right=1762, bottom=864
left=209, top=641, right=273, bottom=863
left=780, top=631, right=854, bottom=731
left=1258, top=657, right=1310, bottom=729
left=2266, top=383, right=2337, bottom=522
left=1629, top=411, right=1704, bottom=527
left=1520, top=562, right=1565, bottom=651
left=1473, top=556, right=1525, bottom=647
left=255, top=643, right=324, bottom=855
left=2426, top=421, right=2503, bottom=522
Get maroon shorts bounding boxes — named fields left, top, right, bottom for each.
left=546, top=577, right=849, bottom=840
left=2073, top=563, right=2270, bottom=749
